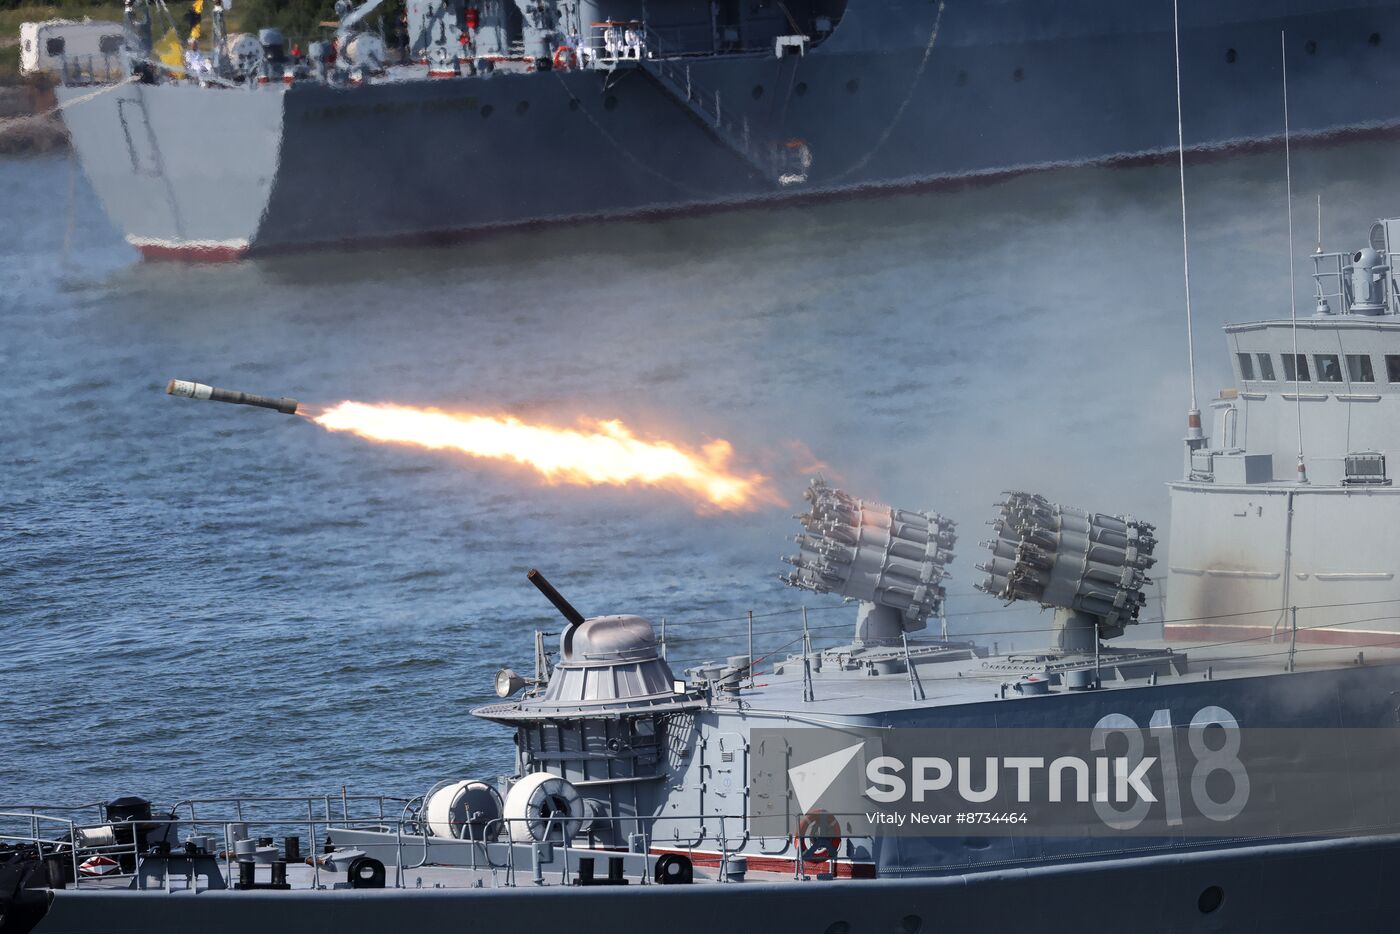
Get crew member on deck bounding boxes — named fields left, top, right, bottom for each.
left=569, top=26, right=586, bottom=67
left=603, top=22, right=619, bottom=61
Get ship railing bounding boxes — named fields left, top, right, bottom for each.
left=574, top=18, right=762, bottom=167
left=382, top=809, right=872, bottom=887
left=622, top=22, right=779, bottom=179
left=0, top=811, right=144, bottom=890
left=409, top=811, right=835, bottom=886
left=166, top=792, right=409, bottom=826
left=2, top=806, right=871, bottom=889
left=576, top=22, right=648, bottom=69
left=168, top=792, right=413, bottom=882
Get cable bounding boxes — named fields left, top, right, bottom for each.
left=1172, top=0, right=1199, bottom=415
left=1281, top=30, right=1309, bottom=484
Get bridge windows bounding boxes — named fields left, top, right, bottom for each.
left=1255, top=353, right=1276, bottom=381
left=1387, top=354, right=1400, bottom=383
left=1236, top=353, right=1255, bottom=380
left=1347, top=354, right=1375, bottom=382
left=1281, top=353, right=1310, bottom=382
left=1314, top=354, right=1343, bottom=382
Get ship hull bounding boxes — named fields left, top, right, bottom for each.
left=57, top=1, right=1400, bottom=259
left=15, top=643, right=1400, bottom=930
left=26, top=833, right=1400, bottom=934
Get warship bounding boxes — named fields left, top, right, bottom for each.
left=8, top=215, right=1400, bottom=931
left=48, top=0, right=1400, bottom=259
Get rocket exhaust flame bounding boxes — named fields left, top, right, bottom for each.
left=310, top=401, right=775, bottom=511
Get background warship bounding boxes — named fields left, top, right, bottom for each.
left=7, top=214, right=1400, bottom=932
left=47, top=0, right=1400, bottom=259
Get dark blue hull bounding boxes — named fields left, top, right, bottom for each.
left=58, top=0, right=1400, bottom=256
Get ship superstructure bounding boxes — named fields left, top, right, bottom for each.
left=50, top=0, right=1400, bottom=258
left=1166, top=217, right=1400, bottom=648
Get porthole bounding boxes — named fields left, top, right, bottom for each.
left=1198, top=885, right=1225, bottom=914
left=899, top=916, right=924, bottom=934
left=1012, top=66, right=1024, bottom=82
left=515, top=99, right=529, bottom=115
left=956, top=70, right=968, bottom=86
left=795, top=81, right=808, bottom=96
left=1305, top=39, right=1317, bottom=54
left=845, top=78, right=859, bottom=94
left=568, top=98, right=580, bottom=111
left=1370, top=32, right=1382, bottom=46
left=480, top=103, right=494, bottom=118
left=604, top=94, right=618, bottom=111
left=824, top=924, right=850, bottom=934
left=751, top=84, right=764, bottom=100
left=1225, top=47, right=1237, bottom=63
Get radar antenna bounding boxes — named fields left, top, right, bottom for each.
left=975, top=492, right=1157, bottom=654
left=782, top=477, right=956, bottom=645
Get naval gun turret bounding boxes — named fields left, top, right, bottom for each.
left=471, top=570, right=704, bottom=847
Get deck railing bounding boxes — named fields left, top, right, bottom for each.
left=0, top=801, right=857, bottom=888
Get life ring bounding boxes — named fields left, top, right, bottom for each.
left=795, top=809, right=841, bottom=862
left=553, top=45, right=577, bottom=70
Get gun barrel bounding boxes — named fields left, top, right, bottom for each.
left=166, top=379, right=300, bottom=416
left=527, top=568, right=585, bottom=627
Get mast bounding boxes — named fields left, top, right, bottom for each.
left=1282, top=33, right=1309, bottom=484
left=1172, top=0, right=1205, bottom=468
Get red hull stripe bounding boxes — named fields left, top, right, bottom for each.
left=648, top=846, right=876, bottom=880
left=137, top=242, right=249, bottom=263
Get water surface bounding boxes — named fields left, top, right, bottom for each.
left=3, top=139, right=1398, bottom=805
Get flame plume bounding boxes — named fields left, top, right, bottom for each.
left=311, top=401, right=775, bottom=511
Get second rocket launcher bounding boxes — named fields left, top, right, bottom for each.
left=166, top=379, right=300, bottom=416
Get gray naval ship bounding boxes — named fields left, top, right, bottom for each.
left=9, top=217, right=1400, bottom=931
left=50, top=0, right=1400, bottom=259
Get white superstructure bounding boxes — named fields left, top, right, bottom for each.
left=1167, top=217, right=1400, bottom=647
left=19, top=19, right=124, bottom=79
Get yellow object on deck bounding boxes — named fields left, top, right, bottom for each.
left=155, top=27, right=185, bottom=75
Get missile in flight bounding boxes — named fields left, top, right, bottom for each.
left=165, top=379, right=300, bottom=416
